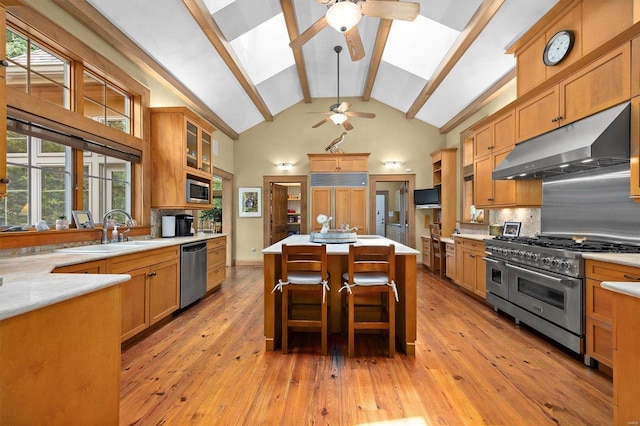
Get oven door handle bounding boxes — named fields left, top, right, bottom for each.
left=508, top=263, right=578, bottom=287
left=482, top=257, right=502, bottom=265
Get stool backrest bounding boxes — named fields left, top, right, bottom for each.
left=281, top=244, right=328, bottom=281
left=347, top=244, right=395, bottom=282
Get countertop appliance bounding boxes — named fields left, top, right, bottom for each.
left=162, top=216, right=176, bottom=238
left=176, top=214, right=194, bottom=237
left=484, top=235, right=640, bottom=361
left=180, top=241, right=207, bottom=309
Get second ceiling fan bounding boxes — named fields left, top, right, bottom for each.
left=310, top=45, right=375, bottom=130
left=290, top=0, right=420, bottom=61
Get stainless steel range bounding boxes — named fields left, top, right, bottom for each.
left=484, top=235, right=640, bottom=358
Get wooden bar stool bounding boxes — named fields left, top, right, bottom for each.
left=273, top=244, right=329, bottom=355
left=341, top=244, right=397, bottom=357
left=430, top=224, right=445, bottom=279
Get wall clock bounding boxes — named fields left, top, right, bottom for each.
left=543, top=30, right=575, bottom=66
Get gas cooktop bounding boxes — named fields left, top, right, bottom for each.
left=492, top=235, right=640, bottom=253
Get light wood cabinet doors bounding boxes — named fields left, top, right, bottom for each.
left=421, top=236, right=431, bottom=269
left=311, top=186, right=366, bottom=234
left=308, top=153, right=369, bottom=172
left=207, top=237, right=226, bottom=292
left=584, top=259, right=640, bottom=369
left=445, top=242, right=456, bottom=282
left=109, top=246, right=180, bottom=342
left=516, top=43, right=631, bottom=143
left=456, top=238, right=486, bottom=299
left=150, top=107, right=214, bottom=209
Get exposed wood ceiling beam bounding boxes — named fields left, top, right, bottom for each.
left=182, top=0, right=273, bottom=122
left=280, top=0, right=312, bottom=103
left=406, top=0, right=505, bottom=119
left=362, top=17, right=393, bottom=101
left=48, top=0, right=240, bottom=140
left=439, top=67, right=515, bottom=134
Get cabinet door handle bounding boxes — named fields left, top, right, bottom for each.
left=623, top=274, right=640, bottom=281
left=487, top=198, right=494, bottom=201
left=148, top=271, right=157, bottom=277
left=0, top=60, right=8, bottom=67
left=0, top=177, right=9, bottom=184
left=551, top=115, right=563, bottom=123
left=487, top=145, right=494, bottom=150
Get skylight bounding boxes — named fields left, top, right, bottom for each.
left=382, top=15, right=460, bottom=80
left=202, top=0, right=236, bottom=14
left=229, top=13, right=295, bottom=85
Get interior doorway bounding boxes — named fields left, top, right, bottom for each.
left=263, top=175, right=308, bottom=246
left=375, top=191, right=388, bottom=236
left=369, top=174, right=415, bottom=248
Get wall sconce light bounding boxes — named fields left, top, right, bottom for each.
left=276, top=162, right=294, bottom=170
left=383, top=160, right=403, bottom=168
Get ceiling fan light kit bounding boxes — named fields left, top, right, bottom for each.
left=325, top=1, right=362, bottom=32
left=330, top=113, right=348, bottom=125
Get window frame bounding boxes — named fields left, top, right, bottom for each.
left=2, top=10, right=151, bottom=249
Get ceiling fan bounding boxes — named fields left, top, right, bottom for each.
left=290, top=0, right=420, bottom=61
left=310, top=45, right=375, bottom=130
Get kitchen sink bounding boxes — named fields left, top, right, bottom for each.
left=56, top=240, right=166, bottom=254
left=56, top=244, right=135, bottom=253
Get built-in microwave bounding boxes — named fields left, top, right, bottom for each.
left=186, top=178, right=210, bottom=204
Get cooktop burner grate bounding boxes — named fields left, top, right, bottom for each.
left=493, top=235, right=640, bottom=253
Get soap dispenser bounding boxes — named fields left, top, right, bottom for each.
left=111, top=225, right=119, bottom=242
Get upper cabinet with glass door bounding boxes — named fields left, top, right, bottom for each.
left=183, top=112, right=213, bottom=178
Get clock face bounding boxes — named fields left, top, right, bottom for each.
left=543, top=30, right=575, bottom=66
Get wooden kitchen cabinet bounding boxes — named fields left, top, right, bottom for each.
left=516, top=44, right=631, bottom=142
left=421, top=236, right=431, bottom=269
left=445, top=242, right=456, bottom=282
left=308, top=153, right=369, bottom=172
left=0, top=6, right=6, bottom=200
left=207, top=236, right=226, bottom=292
left=631, top=96, right=640, bottom=199
left=474, top=147, right=542, bottom=208
left=456, top=237, right=486, bottom=299
left=108, top=246, right=180, bottom=342
left=609, top=290, right=640, bottom=426
left=310, top=186, right=366, bottom=234
left=53, top=259, right=107, bottom=274
left=150, top=107, right=214, bottom=209
left=473, top=110, right=514, bottom=161
left=584, top=259, right=640, bottom=369
left=431, top=148, right=457, bottom=237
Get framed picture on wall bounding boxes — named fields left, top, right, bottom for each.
left=239, top=187, right=261, bottom=217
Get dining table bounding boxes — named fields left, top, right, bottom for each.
left=262, top=234, right=420, bottom=355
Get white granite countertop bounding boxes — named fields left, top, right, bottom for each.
left=0, top=234, right=226, bottom=321
left=440, top=237, right=455, bottom=244
left=601, top=281, right=640, bottom=298
left=262, top=234, right=420, bottom=255
left=581, top=253, right=640, bottom=269
left=453, top=234, right=494, bottom=242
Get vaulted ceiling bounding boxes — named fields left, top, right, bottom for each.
left=54, top=0, right=559, bottom=139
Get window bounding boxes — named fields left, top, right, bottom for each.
left=5, top=28, right=71, bottom=109
left=3, top=129, right=132, bottom=228
left=83, top=153, right=131, bottom=221
left=83, top=70, right=132, bottom=134
left=4, top=131, right=72, bottom=226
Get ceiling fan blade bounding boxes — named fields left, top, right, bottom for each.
left=343, top=120, right=354, bottom=131
left=306, top=111, right=333, bottom=115
left=361, top=1, right=420, bottom=21
left=345, top=111, right=376, bottom=119
left=290, top=16, right=328, bottom=49
left=344, top=26, right=365, bottom=61
left=312, top=117, right=331, bottom=128
left=337, top=101, right=351, bottom=113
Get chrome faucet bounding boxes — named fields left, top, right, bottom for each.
left=102, top=209, right=135, bottom=244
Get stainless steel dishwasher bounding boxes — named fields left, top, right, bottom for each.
left=180, top=241, right=207, bottom=308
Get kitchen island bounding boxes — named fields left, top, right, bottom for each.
left=262, top=235, right=420, bottom=355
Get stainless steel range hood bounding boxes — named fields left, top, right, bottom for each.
left=492, top=102, right=630, bottom=180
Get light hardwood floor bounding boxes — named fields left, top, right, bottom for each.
left=120, top=265, right=613, bottom=425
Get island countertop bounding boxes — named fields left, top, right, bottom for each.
left=262, top=234, right=420, bottom=255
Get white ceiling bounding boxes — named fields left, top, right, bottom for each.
left=85, top=0, right=559, bottom=137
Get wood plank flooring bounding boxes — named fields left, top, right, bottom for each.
left=120, top=265, right=613, bottom=425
